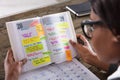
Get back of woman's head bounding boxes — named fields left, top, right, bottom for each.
left=89, top=0, right=120, bottom=35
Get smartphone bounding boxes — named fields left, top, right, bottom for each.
left=77, top=37, right=84, bottom=45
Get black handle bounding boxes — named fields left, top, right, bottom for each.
left=77, top=37, right=84, bottom=45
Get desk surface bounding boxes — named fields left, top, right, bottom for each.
left=0, top=0, right=70, bottom=18
left=0, top=0, right=108, bottom=80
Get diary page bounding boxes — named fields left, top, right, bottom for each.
left=42, top=12, right=77, bottom=63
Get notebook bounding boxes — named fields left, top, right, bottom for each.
left=66, top=1, right=91, bottom=16
left=6, top=11, right=99, bottom=80
left=6, top=11, right=77, bottom=72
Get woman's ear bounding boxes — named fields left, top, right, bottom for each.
left=112, top=35, right=120, bottom=43
left=114, top=35, right=120, bottom=44
left=116, top=35, right=120, bottom=41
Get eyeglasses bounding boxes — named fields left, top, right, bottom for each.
left=81, top=20, right=104, bottom=39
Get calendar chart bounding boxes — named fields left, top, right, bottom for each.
left=19, top=58, right=100, bottom=80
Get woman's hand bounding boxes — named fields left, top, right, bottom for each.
left=70, top=34, right=109, bottom=71
left=4, top=49, right=27, bottom=80
left=70, top=34, right=96, bottom=64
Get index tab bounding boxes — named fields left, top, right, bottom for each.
left=35, top=24, right=45, bottom=37
left=65, top=50, right=72, bottom=61
left=56, top=22, right=69, bottom=28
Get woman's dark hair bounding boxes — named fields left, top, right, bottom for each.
left=89, top=0, right=120, bottom=35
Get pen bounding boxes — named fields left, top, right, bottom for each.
left=77, top=37, right=84, bottom=45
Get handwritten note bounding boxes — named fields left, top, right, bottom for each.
left=22, top=36, right=40, bottom=46
left=49, top=36, right=59, bottom=41
left=32, top=56, right=51, bottom=66
left=43, top=51, right=51, bottom=55
left=50, top=40, right=58, bottom=45
left=63, top=42, right=69, bottom=46
left=27, top=52, right=42, bottom=57
left=46, top=27, right=55, bottom=31
left=59, top=29, right=66, bottom=34
left=22, top=32, right=32, bottom=38
left=61, top=38, right=68, bottom=43
left=64, top=46, right=70, bottom=50
left=48, top=32, right=57, bottom=36
left=56, top=22, right=69, bottom=29
left=25, top=44, right=43, bottom=53
left=30, top=20, right=39, bottom=27
left=53, top=48, right=62, bottom=52
left=40, top=36, right=46, bottom=40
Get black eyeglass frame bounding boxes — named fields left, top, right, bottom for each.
left=81, top=20, right=104, bottom=39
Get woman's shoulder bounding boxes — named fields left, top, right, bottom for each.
left=108, top=66, right=120, bottom=80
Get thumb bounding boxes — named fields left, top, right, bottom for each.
left=69, top=40, right=84, bottom=51
left=77, top=34, right=93, bottom=52
left=19, top=58, right=27, bottom=67
left=77, top=34, right=89, bottom=46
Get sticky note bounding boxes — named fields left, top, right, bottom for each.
left=61, top=38, right=68, bottom=43
left=59, top=29, right=66, bottom=34
left=64, top=46, right=70, bottom=50
left=35, top=24, right=45, bottom=37
left=43, top=51, right=51, bottom=55
left=32, top=56, right=51, bottom=66
left=65, top=50, right=72, bottom=61
left=63, top=42, right=69, bottom=46
left=56, top=22, right=69, bottom=28
left=30, top=20, right=39, bottom=27
left=25, top=44, right=43, bottom=53
left=40, top=36, right=46, bottom=40
left=22, top=36, right=40, bottom=46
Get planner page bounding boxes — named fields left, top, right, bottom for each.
left=19, top=58, right=100, bottom=80
left=42, top=11, right=77, bottom=63
left=6, top=17, right=51, bottom=72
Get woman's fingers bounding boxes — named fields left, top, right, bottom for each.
left=69, top=40, right=84, bottom=52
left=76, top=34, right=86, bottom=41
left=77, top=34, right=94, bottom=53
left=5, top=49, right=27, bottom=66
left=5, top=49, right=15, bottom=64
left=76, top=34, right=89, bottom=46
left=19, top=58, right=27, bottom=67
left=70, top=40, right=89, bottom=58
left=70, top=40, right=77, bottom=47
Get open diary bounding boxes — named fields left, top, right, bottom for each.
left=6, top=11, right=99, bottom=80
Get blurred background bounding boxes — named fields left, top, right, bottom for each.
left=0, top=0, right=70, bottom=18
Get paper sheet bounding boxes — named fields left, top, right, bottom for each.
left=42, top=12, right=77, bottom=63
left=19, top=58, right=100, bottom=80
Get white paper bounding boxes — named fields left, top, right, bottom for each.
left=42, top=12, right=77, bottom=64
left=19, top=58, right=100, bottom=80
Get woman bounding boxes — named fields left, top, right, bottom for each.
left=70, top=0, right=120, bottom=80
left=4, top=0, right=120, bottom=80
